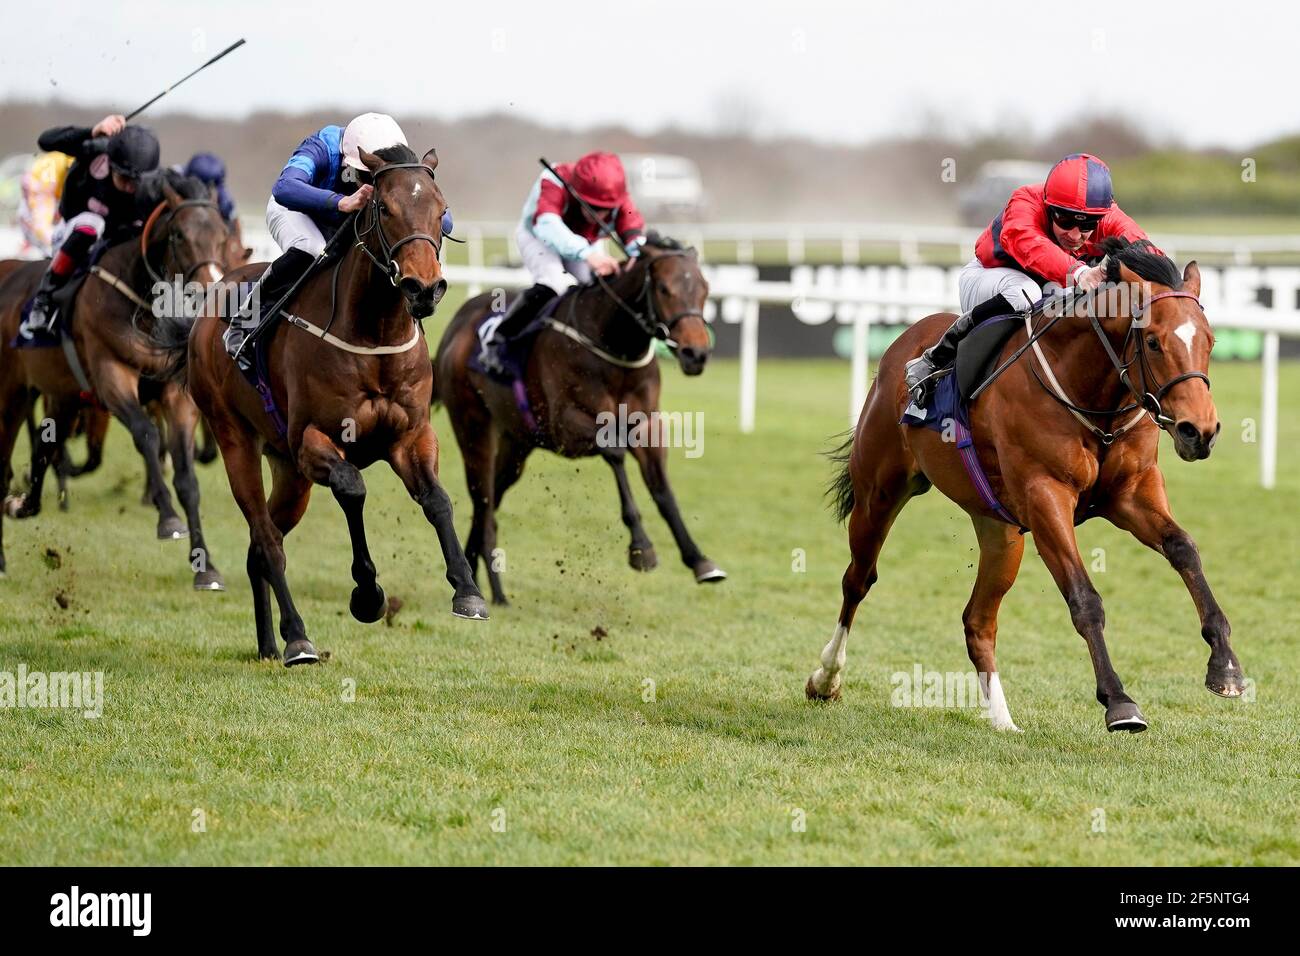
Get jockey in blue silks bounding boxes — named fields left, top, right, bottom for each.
left=230, top=113, right=452, bottom=364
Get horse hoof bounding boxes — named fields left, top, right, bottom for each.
left=694, top=560, right=727, bottom=584
left=1205, top=662, right=1247, bottom=698
left=1105, top=701, right=1148, bottom=733
left=805, top=672, right=842, bottom=702
left=349, top=584, right=387, bottom=624
left=452, top=591, right=489, bottom=620
left=491, top=594, right=511, bottom=607
left=628, top=547, right=658, bottom=572
left=157, top=517, right=188, bottom=540
left=5, top=495, right=36, bottom=519
left=58, top=493, right=69, bottom=513
left=283, top=640, right=320, bottom=667
left=193, top=569, right=226, bottom=591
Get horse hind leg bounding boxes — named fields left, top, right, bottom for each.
left=602, top=449, right=657, bottom=572
left=964, top=516, right=1026, bottom=731
left=806, top=459, right=920, bottom=701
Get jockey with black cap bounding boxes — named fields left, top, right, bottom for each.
left=23, top=114, right=161, bottom=334
left=905, top=152, right=1157, bottom=402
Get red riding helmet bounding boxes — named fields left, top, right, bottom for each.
left=569, top=151, right=629, bottom=208
left=1043, top=152, right=1114, bottom=216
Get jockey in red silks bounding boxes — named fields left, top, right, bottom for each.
left=480, top=151, right=646, bottom=373
left=906, top=152, right=1155, bottom=401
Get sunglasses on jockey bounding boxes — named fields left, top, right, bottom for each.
left=1049, top=206, right=1103, bottom=232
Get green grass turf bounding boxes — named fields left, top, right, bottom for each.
left=0, top=329, right=1296, bottom=864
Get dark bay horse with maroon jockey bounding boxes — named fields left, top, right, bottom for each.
left=806, top=238, right=1246, bottom=733
left=434, top=233, right=725, bottom=606
left=0, top=174, right=230, bottom=587
left=151, top=144, right=486, bottom=666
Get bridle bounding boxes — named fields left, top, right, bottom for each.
left=140, top=198, right=226, bottom=286
left=1087, top=289, right=1210, bottom=429
left=588, top=249, right=705, bottom=350
left=1029, top=285, right=1212, bottom=443
left=352, top=162, right=444, bottom=287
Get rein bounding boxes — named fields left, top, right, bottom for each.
left=1026, top=287, right=1211, bottom=445
left=550, top=250, right=703, bottom=364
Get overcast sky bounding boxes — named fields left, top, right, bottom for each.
left=4, top=0, right=1293, bottom=149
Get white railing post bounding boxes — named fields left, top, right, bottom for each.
left=1261, top=330, right=1279, bottom=490
left=739, top=298, right=759, bottom=434
left=787, top=230, right=805, bottom=266
left=841, top=230, right=860, bottom=265
left=467, top=226, right=484, bottom=297
left=850, top=307, right=871, bottom=426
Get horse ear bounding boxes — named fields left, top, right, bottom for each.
left=358, top=147, right=384, bottom=172
left=422, top=148, right=439, bottom=173
left=161, top=180, right=182, bottom=209
left=1182, top=260, right=1201, bottom=297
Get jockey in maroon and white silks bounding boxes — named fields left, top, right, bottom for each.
left=479, top=151, right=647, bottom=375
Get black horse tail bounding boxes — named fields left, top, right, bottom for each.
left=149, top=310, right=193, bottom=386
left=825, top=431, right=856, bottom=524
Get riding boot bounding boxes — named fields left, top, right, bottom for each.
left=904, top=293, right=1019, bottom=402
left=21, top=266, right=67, bottom=338
left=481, top=284, right=556, bottom=374
left=230, top=247, right=315, bottom=370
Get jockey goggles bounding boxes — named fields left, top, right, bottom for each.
left=1049, top=206, right=1102, bottom=231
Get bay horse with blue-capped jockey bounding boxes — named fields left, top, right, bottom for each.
left=149, top=144, right=486, bottom=666
left=805, top=237, right=1246, bottom=733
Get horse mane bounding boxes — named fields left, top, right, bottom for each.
left=137, top=168, right=211, bottom=207
left=373, top=144, right=419, bottom=166
left=643, top=230, right=692, bottom=253
left=1100, top=236, right=1182, bottom=289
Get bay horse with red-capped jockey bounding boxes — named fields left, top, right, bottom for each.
left=805, top=237, right=1246, bottom=733
left=433, top=233, right=725, bottom=606
left=150, top=144, right=486, bottom=666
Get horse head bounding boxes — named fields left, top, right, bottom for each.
left=1103, top=238, right=1219, bottom=461
left=638, top=233, right=711, bottom=376
left=358, top=145, right=448, bottom=319
left=148, top=174, right=231, bottom=285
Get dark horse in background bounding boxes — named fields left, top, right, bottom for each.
left=0, top=175, right=231, bottom=587
left=152, top=145, right=486, bottom=666
left=806, top=238, right=1246, bottom=733
left=434, top=234, right=725, bottom=605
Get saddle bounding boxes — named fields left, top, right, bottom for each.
left=902, top=312, right=1026, bottom=528
left=469, top=290, right=566, bottom=384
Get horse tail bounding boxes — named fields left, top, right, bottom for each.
left=148, top=310, right=193, bottom=386
left=825, top=431, right=856, bottom=523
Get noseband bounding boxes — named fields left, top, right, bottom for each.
left=353, top=162, right=444, bottom=286
left=593, top=250, right=705, bottom=348
left=141, top=198, right=226, bottom=286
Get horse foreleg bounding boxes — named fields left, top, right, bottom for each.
left=11, top=395, right=77, bottom=520
left=162, top=386, right=224, bottom=591
left=389, top=423, right=487, bottom=620
left=1105, top=468, right=1245, bottom=698
left=220, top=433, right=316, bottom=665
left=964, top=516, right=1026, bottom=731
left=627, top=442, right=724, bottom=583
left=602, top=448, right=657, bottom=572
left=0, top=383, right=33, bottom=575
left=1024, top=480, right=1146, bottom=732
left=459, top=429, right=508, bottom=605
left=298, top=425, right=386, bottom=624
left=97, top=365, right=186, bottom=539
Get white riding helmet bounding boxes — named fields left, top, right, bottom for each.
left=341, top=113, right=408, bottom=171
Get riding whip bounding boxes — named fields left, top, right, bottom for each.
left=538, top=157, right=632, bottom=257
left=124, top=38, right=247, bottom=122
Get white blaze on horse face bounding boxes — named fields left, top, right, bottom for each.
left=411, top=182, right=422, bottom=200
left=808, top=623, right=849, bottom=698
left=1174, top=319, right=1198, bottom=360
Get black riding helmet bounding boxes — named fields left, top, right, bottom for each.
left=107, top=126, right=161, bottom=181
